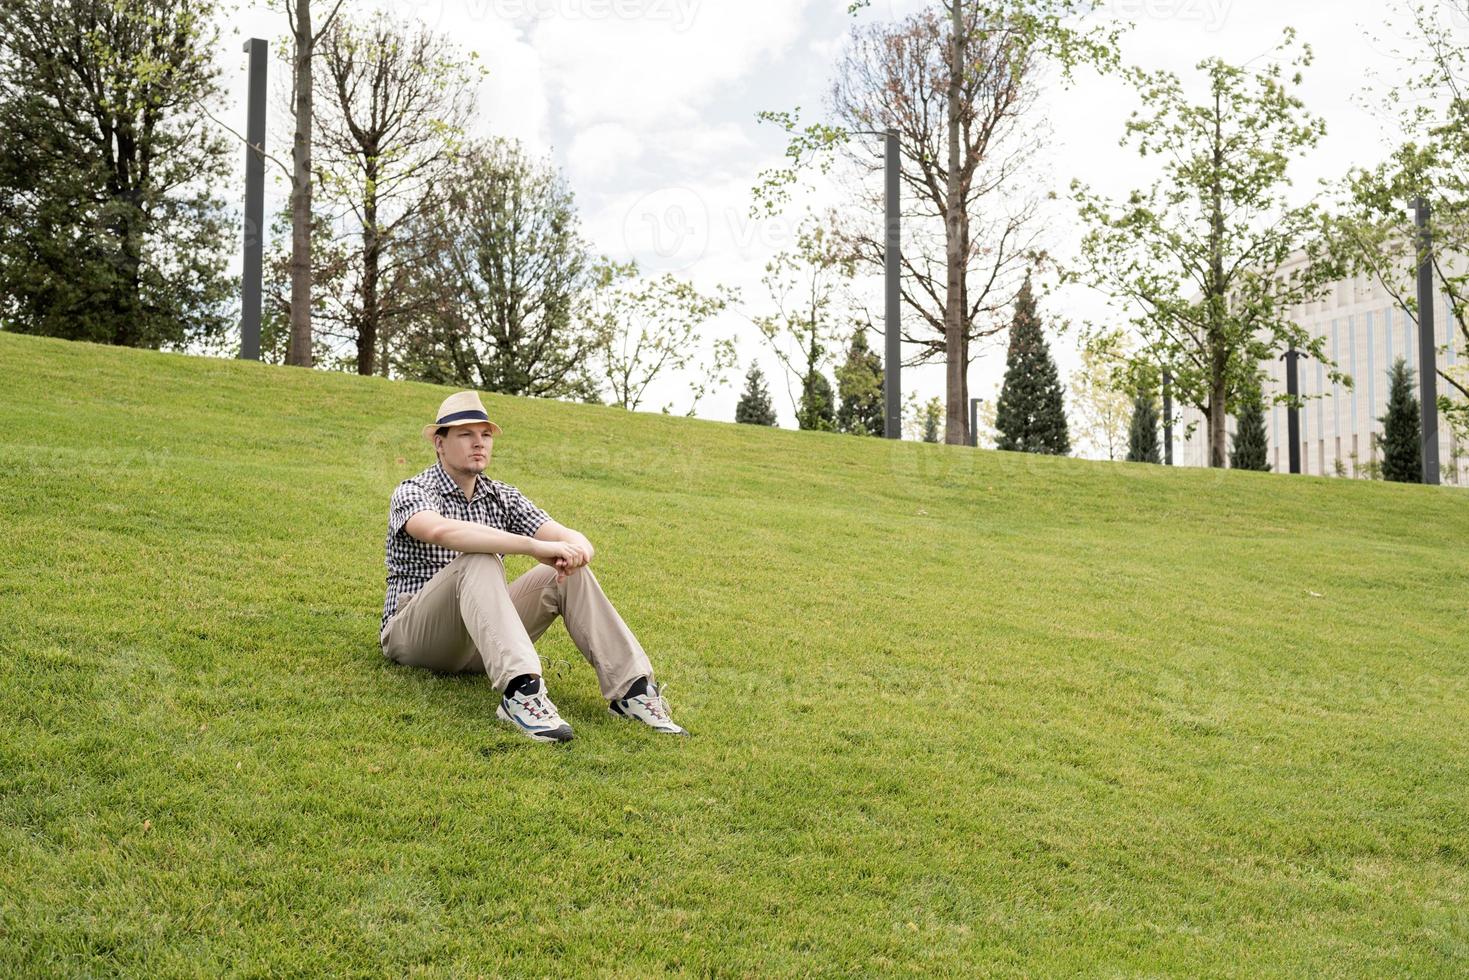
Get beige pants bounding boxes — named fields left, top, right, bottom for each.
left=380, top=553, right=654, bottom=701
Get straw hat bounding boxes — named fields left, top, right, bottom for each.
left=421, top=390, right=503, bottom=447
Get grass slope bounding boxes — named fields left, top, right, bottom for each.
left=1, top=331, right=1466, bottom=976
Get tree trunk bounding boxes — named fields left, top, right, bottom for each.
left=358, top=155, right=379, bottom=376
left=1207, top=83, right=1226, bottom=466
left=287, top=0, right=314, bottom=368
left=943, top=0, right=968, bottom=445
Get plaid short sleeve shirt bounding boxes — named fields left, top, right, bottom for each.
left=381, top=461, right=551, bottom=635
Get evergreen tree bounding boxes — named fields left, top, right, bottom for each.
left=1379, top=357, right=1422, bottom=483
left=994, top=275, right=1071, bottom=454
left=1229, top=384, right=1270, bottom=471
left=835, top=327, right=884, bottom=435
left=1127, top=394, right=1161, bottom=463
left=798, top=371, right=836, bottom=431
left=921, top=396, right=943, bottom=443
left=735, top=362, right=778, bottom=426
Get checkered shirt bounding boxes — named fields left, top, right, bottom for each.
left=381, top=461, right=551, bottom=635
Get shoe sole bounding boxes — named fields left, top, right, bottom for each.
left=497, top=703, right=574, bottom=743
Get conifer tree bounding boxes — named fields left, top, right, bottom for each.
left=798, top=371, right=836, bottom=431
left=1379, top=357, right=1422, bottom=483
left=1127, top=394, right=1161, bottom=463
left=994, top=275, right=1070, bottom=454
left=835, top=327, right=884, bottom=436
left=1230, top=384, right=1270, bottom=471
left=735, top=362, right=778, bottom=426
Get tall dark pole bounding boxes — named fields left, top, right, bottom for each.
left=239, top=38, right=268, bottom=362
left=884, top=127, right=901, bottom=439
left=1285, top=349, right=1301, bottom=474
left=1414, top=196, right=1442, bottom=484
left=969, top=397, right=981, bottom=448
left=1161, top=369, right=1173, bottom=466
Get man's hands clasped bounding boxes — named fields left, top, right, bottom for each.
left=535, top=536, right=595, bottom=583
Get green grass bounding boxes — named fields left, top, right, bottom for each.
left=1, top=330, right=1465, bottom=977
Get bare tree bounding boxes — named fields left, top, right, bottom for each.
left=281, top=0, right=346, bottom=367
left=758, top=1, right=1123, bottom=445
left=751, top=215, right=858, bottom=429
left=589, top=262, right=739, bottom=413
left=312, top=11, right=478, bottom=376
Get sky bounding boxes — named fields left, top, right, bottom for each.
left=218, top=0, right=1433, bottom=450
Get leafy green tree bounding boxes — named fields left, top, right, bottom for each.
left=754, top=216, right=852, bottom=428
left=393, top=137, right=599, bottom=398
left=1070, top=29, right=1344, bottom=467
left=1329, top=1, right=1469, bottom=440
left=736, top=363, right=778, bottom=426
left=1379, top=357, right=1422, bottom=483
left=1127, top=394, right=1161, bottom=463
left=0, top=0, right=234, bottom=348
left=799, top=371, right=837, bottom=432
left=1070, top=331, right=1134, bottom=460
left=994, top=275, right=1070, bottom=454
left=835, top=327, right=884, bottom=435
left=1229, top=384, right=1270, bottom=471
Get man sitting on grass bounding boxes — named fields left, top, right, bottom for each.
left=378, top=390, right=688, bottom=743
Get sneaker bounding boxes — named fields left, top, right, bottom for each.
left=609, top=680, right=688, bottom=735
left=497, top=678, right=574, bottom=743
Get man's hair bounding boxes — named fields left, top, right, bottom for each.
left=435, top=426, right=449, bottom=438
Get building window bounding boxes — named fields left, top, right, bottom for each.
left=1366, top=310, right=1376, bottom=424
left=1347, top=314, right=1358, bottom=438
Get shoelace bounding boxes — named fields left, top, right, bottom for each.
left=517, top=690, right=555, bottom=722
left=633, top=685, right=671, bottom=722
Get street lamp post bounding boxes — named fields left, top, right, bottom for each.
left=969, top=396, right=982, bottom=448
left=883, top=128, right=901, bottom=439
left=239, top=38, right=268, bottom=362
left=1414, top=196, right=1442, bottom=485
left=1284, top=348, right=1302, bottom=474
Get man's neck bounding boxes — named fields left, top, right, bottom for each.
left=439, top=460, right=480, bottom=500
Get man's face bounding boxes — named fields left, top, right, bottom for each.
left=437, top=423, right=494, bottom=474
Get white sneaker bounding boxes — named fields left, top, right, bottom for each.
left=497, top=678, right=574, bottom=743
left=609, top=680, right=688, bottom=735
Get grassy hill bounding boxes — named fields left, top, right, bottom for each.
left=1, top=330, right=1465, bottom=976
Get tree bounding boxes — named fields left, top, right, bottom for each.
left=756, top=1, right=1123, bottom=445
left=920, top=396, right=944, bottom=443
left=1329, top=1, right=1469, bottom=440
left=0, top=0, right=234, bottom=348
left=736, top=363, right=778, bottom=426
left=1127, top=394, right=1161, bottom=463
left=799, top=371, right=838, bottom=432
left=1229, top=383, right=1270, bottom=471
left=835, top=327, right=884, bottom=435
left=590, top=264, right=738, bottom=414
left=312, top=10, right=478, bottom=376
left=753, top=216, right=854, bottom=426
left=1070, top=29, right=1343, bottom=468
left=393, top=138, right=599, bottom=398
left=993, top=274, right=1070, bottom=454
left=1070, top=332, right=1133, bottom=460
left=280, top=0, right=348, bottom=367
left=1380, top=357, right=1422, bottom=483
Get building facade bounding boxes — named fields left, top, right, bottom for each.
left=1171, top=265, right=1468, bottom=483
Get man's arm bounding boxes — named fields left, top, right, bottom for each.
left=405, top=510, right=563, bottom=560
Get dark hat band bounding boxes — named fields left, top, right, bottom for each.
left=436, top=409, right=490, bottom=425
